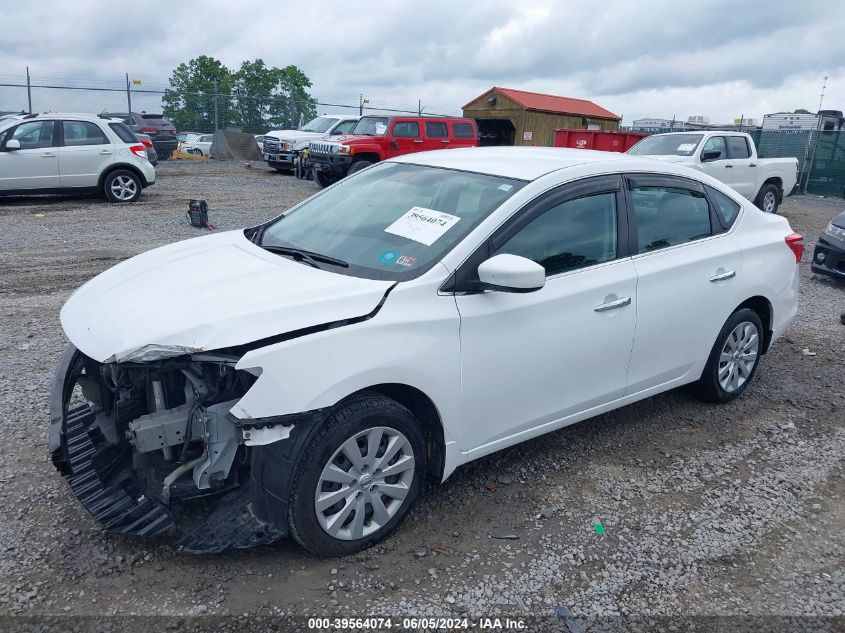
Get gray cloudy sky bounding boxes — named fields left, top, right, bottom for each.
left=1, top=0, right=844, bottom=124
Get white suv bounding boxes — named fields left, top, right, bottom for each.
left=0, top=112, right=156, bottom=203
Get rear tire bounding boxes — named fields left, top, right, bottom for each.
left=103, top=169, right=142, bottom=203
left=287, top=394, right=426, bottom=556
left=755, top=183, right=779, bottom=214
left=348, top=160, right=373, bottom=175
left=694, top=308, right=763, bottom=403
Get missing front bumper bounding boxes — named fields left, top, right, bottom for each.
left=48, top=344, right=306, bottom=553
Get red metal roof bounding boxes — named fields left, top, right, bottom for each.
left=464, top=87, right=620, bottom=121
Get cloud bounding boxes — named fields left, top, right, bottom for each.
left=1, top=0, right=843, bottom=124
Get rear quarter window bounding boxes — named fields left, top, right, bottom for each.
left=109, top=122, right=137, bottom=143
left=706, top=185, right=742, bottom=230
left=452, top=122, right=475, bottom=138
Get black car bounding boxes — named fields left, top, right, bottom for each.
left=103, top=112, right=178, bottom=160
left=811, top=210, right=845, bottom=281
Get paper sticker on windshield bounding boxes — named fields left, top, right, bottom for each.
left=498, top=184, right=513, bottom=192
left=385, top=207, right=461, bottom=246
left=375, top=123, right=387, bottom=134
left=677, top=143, right=696, bottom=152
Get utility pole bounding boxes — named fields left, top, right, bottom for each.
left=26, top=66, right=32, bottom=113
left=213, top=79, right=219, bottom=131
left=803, top=75, right=828, bottom=193
left=359, top=93, right=363, bottom=116
left=418, top=99, right=421, bottom=116
left=125, top=73, right=132, bottom=114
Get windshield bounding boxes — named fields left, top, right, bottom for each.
left=260, top=162, right=525, bottom=280
left=301, top=117, right=337, bottom=133
left=627, top=134, right=704, bottom=156
left=352, top=117, right=389, bottom=136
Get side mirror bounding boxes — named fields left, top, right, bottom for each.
left=477, top=254, right=545, bottom=293
left=701, top=149, right=722, bottom=162
left=390, top=139, right=400, bottom=150
left=5, top=139, right=21, bottom=151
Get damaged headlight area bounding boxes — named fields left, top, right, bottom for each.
left=48, top=344, right=302, bottom=553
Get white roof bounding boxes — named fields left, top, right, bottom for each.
left=390, top=146, right=632, bottom=180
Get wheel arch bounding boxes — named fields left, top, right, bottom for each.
left=99, top=163, right=149, bottom=189
left=734, top=295, right=774, bottom=353
left=340, top=383, right=446, bottom=482
left=761, top=176, right=783, bottom=201
left=352, top=153, right=380, bottom=165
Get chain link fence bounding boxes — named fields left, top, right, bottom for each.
left=0, top=74, right=459, bottom=134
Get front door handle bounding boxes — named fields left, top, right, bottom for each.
left=413, top=139, right=424, bottom=144
left=42, top=152, right=55, bottom=157
left=710, top=270, right=736, bottom=282
left=749, top=163, right=757, bottom=167
left=725, top=164, right=733, bottom=168
left=99, top=150, right=112, bottom=155
left=594, top=296, right=631, bottom=312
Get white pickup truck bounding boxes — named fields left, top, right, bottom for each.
left=627, top=131, right=799, bottom=214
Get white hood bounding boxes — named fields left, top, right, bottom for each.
left=265, top=129, right=327, bottom=143
left=61, top=230, right=393, bottom=363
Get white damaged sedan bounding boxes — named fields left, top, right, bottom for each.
left=50, top=147, right=802, bottom=556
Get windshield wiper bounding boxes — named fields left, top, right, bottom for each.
left=261, top=244, right=349, bottom=268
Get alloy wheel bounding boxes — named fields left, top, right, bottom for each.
left=110, top=175, right=137, bottom=201
left=314, top=426, right=415, bottom=540
left=763, top=191, right=776, bottom=213
left=718, top=321, right=759, bottom=393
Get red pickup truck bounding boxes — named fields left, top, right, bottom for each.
left=306, top=115, right=478, bottom=187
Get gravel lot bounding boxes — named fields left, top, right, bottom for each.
left=0, top=160, right=843, bottom=630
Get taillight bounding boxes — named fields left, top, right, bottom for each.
left=140, top=127, right=157, bottom=133
left=785, top=233, right=804, bottom=263
left=129, top=144, right=147, bottom=159
left=139, top=137, right=153, bottom=148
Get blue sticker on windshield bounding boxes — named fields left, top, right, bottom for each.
left=379, top=249, right=398, bottom=264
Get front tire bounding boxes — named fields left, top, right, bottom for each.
left=348, top=160, right=373, bottom=175
left=103, top=169, right=142, bottom=203
left=694, top=308, right=763, bottom=403
left=287, top=394, right=426, bottom=556
left=755, top=183, right=779, bottom=214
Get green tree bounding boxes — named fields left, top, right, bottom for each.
left=793, top=108, right=812, bottom=114
left=234, top=60, right=317, bottom=132
left=162, top=55, right=236, bottom=133
left=164, top=56, right=318, bottom=133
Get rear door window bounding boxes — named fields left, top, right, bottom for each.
left=727, top=136, right=751, bottom=159
left=425, top=121, right=448, bottom=138
left=629, top=181, right=712, bottom=253
left=62, top=121, right=109, bottom=146
left=452, top=122, right=475, bottom=138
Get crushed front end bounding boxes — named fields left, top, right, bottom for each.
left=48, top=344, right=297, bottom=553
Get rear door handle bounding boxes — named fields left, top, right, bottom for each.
left=41, top=152, right=55, bottom=157
left=594, top=296, right=631, bottom=312
left=441, top=139, right=450, bottom=144
left=413, top=139, right=424, bottom=144
left=710, top=270, right=736, bottom=282
left=725, top=164, right=733, bottom=168
left=99, top=150, right=112, bottom=155
left=749, top=163, right=756, bottom=167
